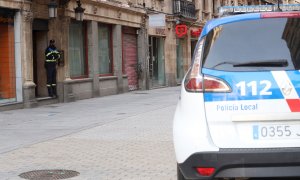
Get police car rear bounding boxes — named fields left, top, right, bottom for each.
left=173, top=5, right=300, bottom=180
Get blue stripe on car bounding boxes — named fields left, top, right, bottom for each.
left=202, top=68, right=284, bottom=102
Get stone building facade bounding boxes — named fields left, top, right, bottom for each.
left=0, top=0, right=147, bottom=110
left=0, top=0, right=299, bottom=110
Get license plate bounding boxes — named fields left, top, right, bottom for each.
left=253, top=124, right=300, bottom=140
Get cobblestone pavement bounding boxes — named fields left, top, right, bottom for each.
left=0, top=87, right=180, bottom=180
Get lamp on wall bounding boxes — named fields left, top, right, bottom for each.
left=48, top=0, right=58, bottom=18
left=74, top=0, right=85, bottom=21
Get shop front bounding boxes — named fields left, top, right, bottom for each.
left=148, top=14, right=166, bottom=89
left=149, top=35, right=165, bottom=88
left=175, top=24, right=188, bottom=84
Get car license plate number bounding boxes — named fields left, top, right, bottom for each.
left=252, top=124, right=300, bottom=140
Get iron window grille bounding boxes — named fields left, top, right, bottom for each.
left=173, top=0, right=196, bottom=19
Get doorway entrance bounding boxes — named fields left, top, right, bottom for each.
left=149, top=36, right=165, bottom=88
left=33, top=19, right=48, bottom=98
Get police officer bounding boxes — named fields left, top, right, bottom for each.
left=45, top=39, right=60, bottom=97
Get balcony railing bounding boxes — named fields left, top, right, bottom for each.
left=173, top=0, right=196, bottom=19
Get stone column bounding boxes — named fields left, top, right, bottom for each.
left=234, top=0, right=239, bottom=6
left=60, top=17, right=71, bottom=81
left=214, top=0, right=221, bottom=15
left=137, top=16, right=148, bottom=90
left=87, top=21, right=100, bottom=97
left=60, top=17, right=75, bottom=102
left=164, top=22, right=177, bottom=86
left=22, top=10, right=37, bottom=108
left=199, top=0, right=203, bottom=20
left=183, top=34, right=191, bottom=74
left=112, top=24, right=124, bottom=93
left=207, top=0, right=213, bottom=19
left=14, top=11, right=23, bottom=103
left=194, top=0, right=201, bottom=20
left=229, top=0, right=232, bottom=5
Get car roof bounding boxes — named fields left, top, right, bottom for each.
left=200, top=13, right=261, bottom=39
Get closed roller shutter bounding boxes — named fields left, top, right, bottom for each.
left=0, top=23, right=16, bottom=100
left=123, top=27, right=138, bottom=91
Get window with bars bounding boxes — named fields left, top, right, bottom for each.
left=173, top=0, right=196, bottom=19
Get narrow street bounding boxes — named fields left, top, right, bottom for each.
left=0, top=87, right=180, bottom=179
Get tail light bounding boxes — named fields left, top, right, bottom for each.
left=184, top=38, right=231, bottom=93
left=185, top=75, right=231, bottom=93
left=184, top=56, right=231, bottom=93
left=196, top=167, right=215, bottom=176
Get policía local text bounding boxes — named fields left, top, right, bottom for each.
left=216, top=103, right=258, bottom=111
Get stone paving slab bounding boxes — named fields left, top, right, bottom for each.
left=0, top=87, right=180, bottom=153
left=0, top=87, right=179, bottom=180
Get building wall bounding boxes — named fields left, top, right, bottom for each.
left=58, top=1, right=146, bottom=101
left=0, top=0, right=147, bottom=111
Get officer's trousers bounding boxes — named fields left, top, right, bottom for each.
left=45, top=63, right=57, bottom=97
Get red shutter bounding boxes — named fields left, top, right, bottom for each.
left=123, top=28, right=138, bottom=91
left=0, top=24, right=15, bottom=99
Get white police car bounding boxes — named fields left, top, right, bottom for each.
left=173, top=4, right=300, bottom=180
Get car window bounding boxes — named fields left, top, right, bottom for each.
left=202, top=18, right=300, bottom=71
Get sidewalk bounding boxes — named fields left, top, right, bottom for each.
left=0, top=87, right=180, bottom=179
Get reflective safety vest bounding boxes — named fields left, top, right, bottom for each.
left=45, top=47, right=60, bottom=63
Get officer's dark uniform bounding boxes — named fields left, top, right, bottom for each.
left=45, top=40, right=60, bottom=97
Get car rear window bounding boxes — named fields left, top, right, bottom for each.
left=202, top=18, right=300, bottom=71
